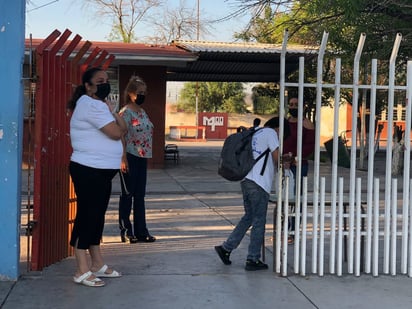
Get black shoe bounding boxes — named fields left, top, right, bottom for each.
left=128, top=235, right=138, bottom=243
left=121, top=232, right=138, bottom=244
left=120, top=230, right=126, bottom=243
left=214, top=245, right=231, bottom=265
left=245, top=259, right=268, bottom=271
left=136, top=235, right=156, bottom=242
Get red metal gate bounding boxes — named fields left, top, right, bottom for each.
left=30, top=29, right=114, bottom=270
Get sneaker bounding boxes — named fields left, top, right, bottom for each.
left=245, top=259, right=268, bottom=271
left=214, top=245, right=232, bottom=265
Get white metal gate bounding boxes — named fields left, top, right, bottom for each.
left=274, top=31, right=412, bottom=277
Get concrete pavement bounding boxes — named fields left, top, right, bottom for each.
left=1, top=141, right=412, bottom=308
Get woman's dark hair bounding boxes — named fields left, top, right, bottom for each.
left=264, top=117, right=291, bottom=140
left=67, top=67, right=103, bottom=111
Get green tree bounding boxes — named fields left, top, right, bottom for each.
left=232, top=0, right=412, bottom=63
left=177, top=82, right=247, bottom=113
left=251, top=83, right=279, bottom=114
left=232, top=1, right=412, bottom=120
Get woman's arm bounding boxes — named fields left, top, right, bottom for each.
left=120, top=136, right=128, bottom=173
left=100, top=112, right=127, bottom=140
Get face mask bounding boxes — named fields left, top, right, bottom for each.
left=135, top=94, right=145, bottom=105
left=95, top=83, right=111, bottom=100
left=289, top=108, right=298, bottom=118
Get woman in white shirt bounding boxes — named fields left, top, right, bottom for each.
left=67, top=67, right=127, bottom=287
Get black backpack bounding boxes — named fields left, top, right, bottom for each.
left=218, top=127, right=270, bottom=181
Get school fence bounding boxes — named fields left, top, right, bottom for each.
left=274, top=31, right=412, bottom=277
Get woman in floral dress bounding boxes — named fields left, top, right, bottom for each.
left=118, top=76, right=156, bottom=243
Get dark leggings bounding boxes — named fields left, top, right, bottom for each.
left=69, top=161, right=118, bottom=249
left=118, top=154, right=149, bottom=237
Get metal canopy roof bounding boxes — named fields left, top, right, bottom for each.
left=27, top=38, right=319, bottom=83
left=168, top=40, right=319, bottom=83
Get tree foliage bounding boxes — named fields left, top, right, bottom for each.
left=251, top=83, right=279, bottom=114
left=83, top=0, right=162, bottom=43
left=230, top=0, right=412, bottom=118
left=231, top=0, right=412, bottom=62
left=177, top=82, right=248, bottom=113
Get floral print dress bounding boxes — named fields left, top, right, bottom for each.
left=120, top=107, right=153, bottom=158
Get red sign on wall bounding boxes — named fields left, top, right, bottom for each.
left=199, top=112, right=228, bottom=139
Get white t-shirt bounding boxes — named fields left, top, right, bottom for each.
left=70, top=95, right=123, bottom=169
left=245, top=127, right=279, bottom=193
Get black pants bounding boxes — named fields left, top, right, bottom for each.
left=69, top=161, right=118, bottom=249
left=118, top=154, right=149, bottom=237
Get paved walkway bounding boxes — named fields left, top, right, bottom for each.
left=1, top=141, right=412, bottom=308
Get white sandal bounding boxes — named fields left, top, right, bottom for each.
left=73, top=271, right=105, bottom=287
left=93, top=264, right=122, bottom=278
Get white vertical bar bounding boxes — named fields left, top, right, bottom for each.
left=329, top=58, right=341, bottom=274
left=296, top=57, right=304, bottom=200
left=355, top=178, right=362, bottom=276
left=278, top=29, right=288, bottom=148
left=348, top=34, right=366, bottom=274
left=391, top=179, right=397, bottom=276
left=330, top=57, right=341, bottom=218
left=348, top=183, right=355, bottom=274
left=312, top=191, right=318, bottom=274
left=292, top=56, right=304, bottom=275
left=294, top=176, right=301, bottom=274
left=276, top=29, right=289, bottom=274
left=329, top=58, right=341, bottom=275
left=275, top=196, right=282, bottom=274
left=313, top=32, right=329, bottom=247
left=330, top=190, right=337, bottom=274
left=401, top=187, right=409, bottom=273
left=319, top=178, right=325, bottom=276
left=373, top=178, right=380, bottom=277
left=384, top=34, right=402, bottom=273
left=337, top=178, right=344, bottom=276
left=282, top=178, right=290, bottom=277
left=409, top=182, right=412, bottom=277
left=383, top=179, right=391, bottom=274
left=401, top=61, right=412, bottom=274
left=365, top=59, right=378, bottom=274
left=300, top=177, right=308, bottom=276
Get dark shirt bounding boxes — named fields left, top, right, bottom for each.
left=283, top=120, right=315, bottom=165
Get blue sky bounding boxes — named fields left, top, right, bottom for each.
left=25, top=0, right=250, bottom=42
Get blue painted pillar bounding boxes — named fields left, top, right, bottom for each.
left=0, top=0, right=25, bottom=280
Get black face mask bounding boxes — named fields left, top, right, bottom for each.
left=289, top=108, right=298, bottom=118
left=95, top=83, right=111, bottom=100
left=135, top=94, right=145, bottom=105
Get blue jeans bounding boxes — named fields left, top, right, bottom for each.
left=223, top=179, right=269, bottom=261
left=118, top=153, right=149, bottom=237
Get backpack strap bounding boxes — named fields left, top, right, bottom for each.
left=255, top=148, right=270, bottom=176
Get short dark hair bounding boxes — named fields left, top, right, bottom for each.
left=253, top=118, right=261, bottom=127
left=264, top=117, right=290, bottom=140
